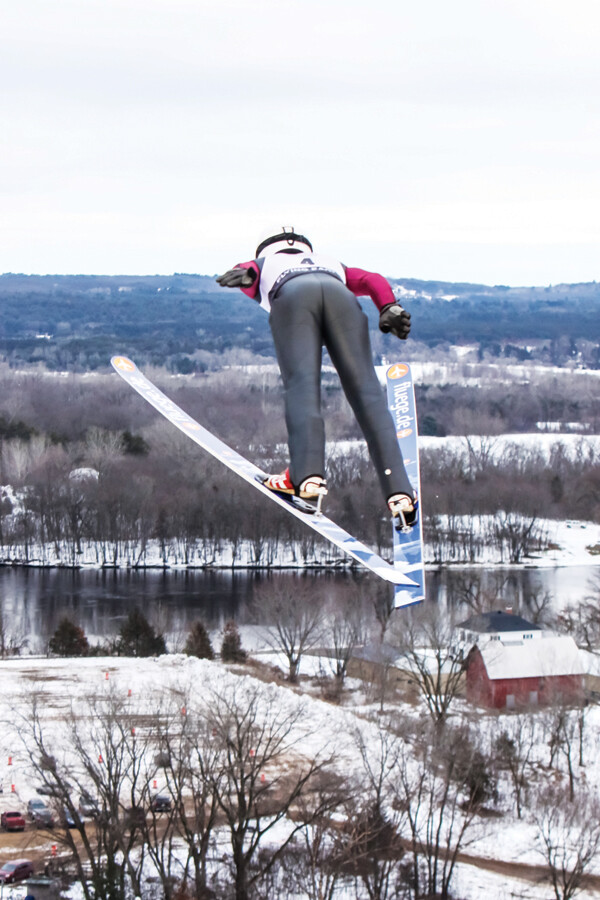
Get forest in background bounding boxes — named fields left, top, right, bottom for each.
left=0, top=273, right=599, bottom=372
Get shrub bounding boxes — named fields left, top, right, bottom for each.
left=118, top=609, right=167, bottom=657
left=48, top=617, right=89, bottom=657
left=220, top=620, right=247, bottom=663
left=184, top=620, right=214, bottom=660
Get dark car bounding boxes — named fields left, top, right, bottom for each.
left=78, top=793, right=100, bottom=818
left=36, top=783, right=64, bottom=797
left=149, top=793, right=172, bottom=813
left=60, top=806, right=77, bottom=828
left=0, top=858, right=34, bottom=884
left=1, top=810, right=26, bottom=832
left=27, top=797, right=55, bottom=828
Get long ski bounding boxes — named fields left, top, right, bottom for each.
left=111, top=356, right=418, bottom=587
left=385, top=362, right=426, bottom=607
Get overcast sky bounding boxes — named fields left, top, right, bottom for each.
left=2, top=0, right=599, bottom=285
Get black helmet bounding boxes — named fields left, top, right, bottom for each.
left=255, top=226, right=312, bottom=259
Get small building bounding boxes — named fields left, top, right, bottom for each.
left=456, top=609, right=542, bottom=656
left=579, top=649, right=600, bottom=700
left=347, top=642, right=413, bottom=690
left=461, top=611, right=584, bottom=709
left=348, top=641, right=465, bottom=698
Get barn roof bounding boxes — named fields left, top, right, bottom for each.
left=459, top=610, right=541, bottom=634
left=477, top=635, right=583, bottom=680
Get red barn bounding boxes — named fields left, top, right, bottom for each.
left=466, top=635, right=584, bottom=709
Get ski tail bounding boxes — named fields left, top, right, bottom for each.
left=385, top=362, right=426, bottom=608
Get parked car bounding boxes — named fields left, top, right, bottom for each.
left=36, top=783, right=64, bottom=797
left=60, top=806, right=77, bottom=828
left=1, top=810, right=26, bottom=832
left=0, top=858, right=34, bottom=884
left=27, top=797, right=55, bottom=828
left=149, top=793, right=172, bottom=813
left=78, top=793, right=100, bottom=817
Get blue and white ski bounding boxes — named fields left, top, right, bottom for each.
left=111, top=356, right=418, bottom=587
left=385, top=363, right=426, bottom=607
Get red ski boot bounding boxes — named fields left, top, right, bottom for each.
left=263, top=468, right=328, bottom=500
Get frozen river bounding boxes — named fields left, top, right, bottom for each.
left=0, top=563, right=597, bottom=652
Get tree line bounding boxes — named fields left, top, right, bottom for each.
left=0, top=435, right=597, bottom=568
left=0, top=366, right=598, bottom=568
left=2, top=360, right=600, bottom=444
left=1, top=273, right=600, bottom=372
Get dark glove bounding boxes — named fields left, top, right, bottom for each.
left=216, top=267, right=256, bottom=288
left=379, top=303, right=411, bottom=339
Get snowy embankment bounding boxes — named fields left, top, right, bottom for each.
left=1, top=514, right=599, bottom=572
left=2, top=653, right=600, bottom=900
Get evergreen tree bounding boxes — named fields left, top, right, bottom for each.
left=118, top=609, right=166, bottom=657
left=184, top=620, right=215, bottom=659
left=220, top=619, right=247, bottom=663
left=48, top=617, right=89, bottom=657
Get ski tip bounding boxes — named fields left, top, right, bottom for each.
left=393, top=594, right=425, bottom=610
left=111, top=356, right=137, bottom=372
left=375, top=568, right=419, bottom=587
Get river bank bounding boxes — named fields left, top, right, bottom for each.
left=1, top=514, right=599, bottom=571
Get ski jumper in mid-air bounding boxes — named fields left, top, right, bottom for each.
left=216, top=227, right=417, bottom=528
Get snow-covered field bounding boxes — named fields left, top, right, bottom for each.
left=1, top=652, right=600, bottom=899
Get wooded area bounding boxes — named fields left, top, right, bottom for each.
left=0, top=364, right=598, bottom=567
left=0, top=273, right=599, bottom=372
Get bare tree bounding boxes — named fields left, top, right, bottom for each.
left=388, top=604, right=465, bottom=726
left=448, top=570, right=509, bottom=615
left=254, top=576, right=325, bottom=683
left=371, top=581, right=397, bottom=643
left=493, top=714, right=539, bottom=818
left=393, top=722, right=486, bottom=900
left=542, top=703, right=585, bottom=801
left=533, top=784, right=600, bottom=900
left=559, top=574, right=600, bottom=651
left=278, top=772, right=354, bottom=900
left=492, top=512, right=545, bottom=564
left=523, top=586, right=555, bottom=627
left=324, top=585, right=368, bottom=690
left=463, top=433, right=501, bottom=476
left=0, top=601, right=27, bottom=658
left=199, top=681, right=336, bottom=900
left=19, top=688, right=158, bottom=900
left=348, top=727, right=409, bottom=900
left=149, top=690, right=223, bottom=899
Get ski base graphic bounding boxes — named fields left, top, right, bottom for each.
left=111, top=356, right=418, bottom=587
left=386, top=362, right=426, bottom=608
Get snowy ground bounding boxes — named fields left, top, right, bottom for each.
left=1, top=653, right=600, bottom=899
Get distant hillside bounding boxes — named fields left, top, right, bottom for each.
left=0, top=273, right=598, bottom=371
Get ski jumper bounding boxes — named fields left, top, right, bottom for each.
left=234, top=250, right=413, bottom=502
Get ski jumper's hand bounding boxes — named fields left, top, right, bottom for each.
left=379, top=303, right=411, bottom=339
left=216, top=268, right=257, bottom=288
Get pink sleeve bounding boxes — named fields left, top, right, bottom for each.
left=344, top=267, right=395, bottom=312
left=236, top=260, right=260, bottom=300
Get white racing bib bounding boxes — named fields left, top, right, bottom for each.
left=258, top=252, right=346, bottom=312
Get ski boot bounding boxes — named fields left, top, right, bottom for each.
left=262, top=468, right=328, bottom=513
left=387, top=492, right=418, bottom=532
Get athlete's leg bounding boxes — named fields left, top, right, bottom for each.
left=268, top=275, right=326, bottom=485
left=321, top=278, right=413, bottom=500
